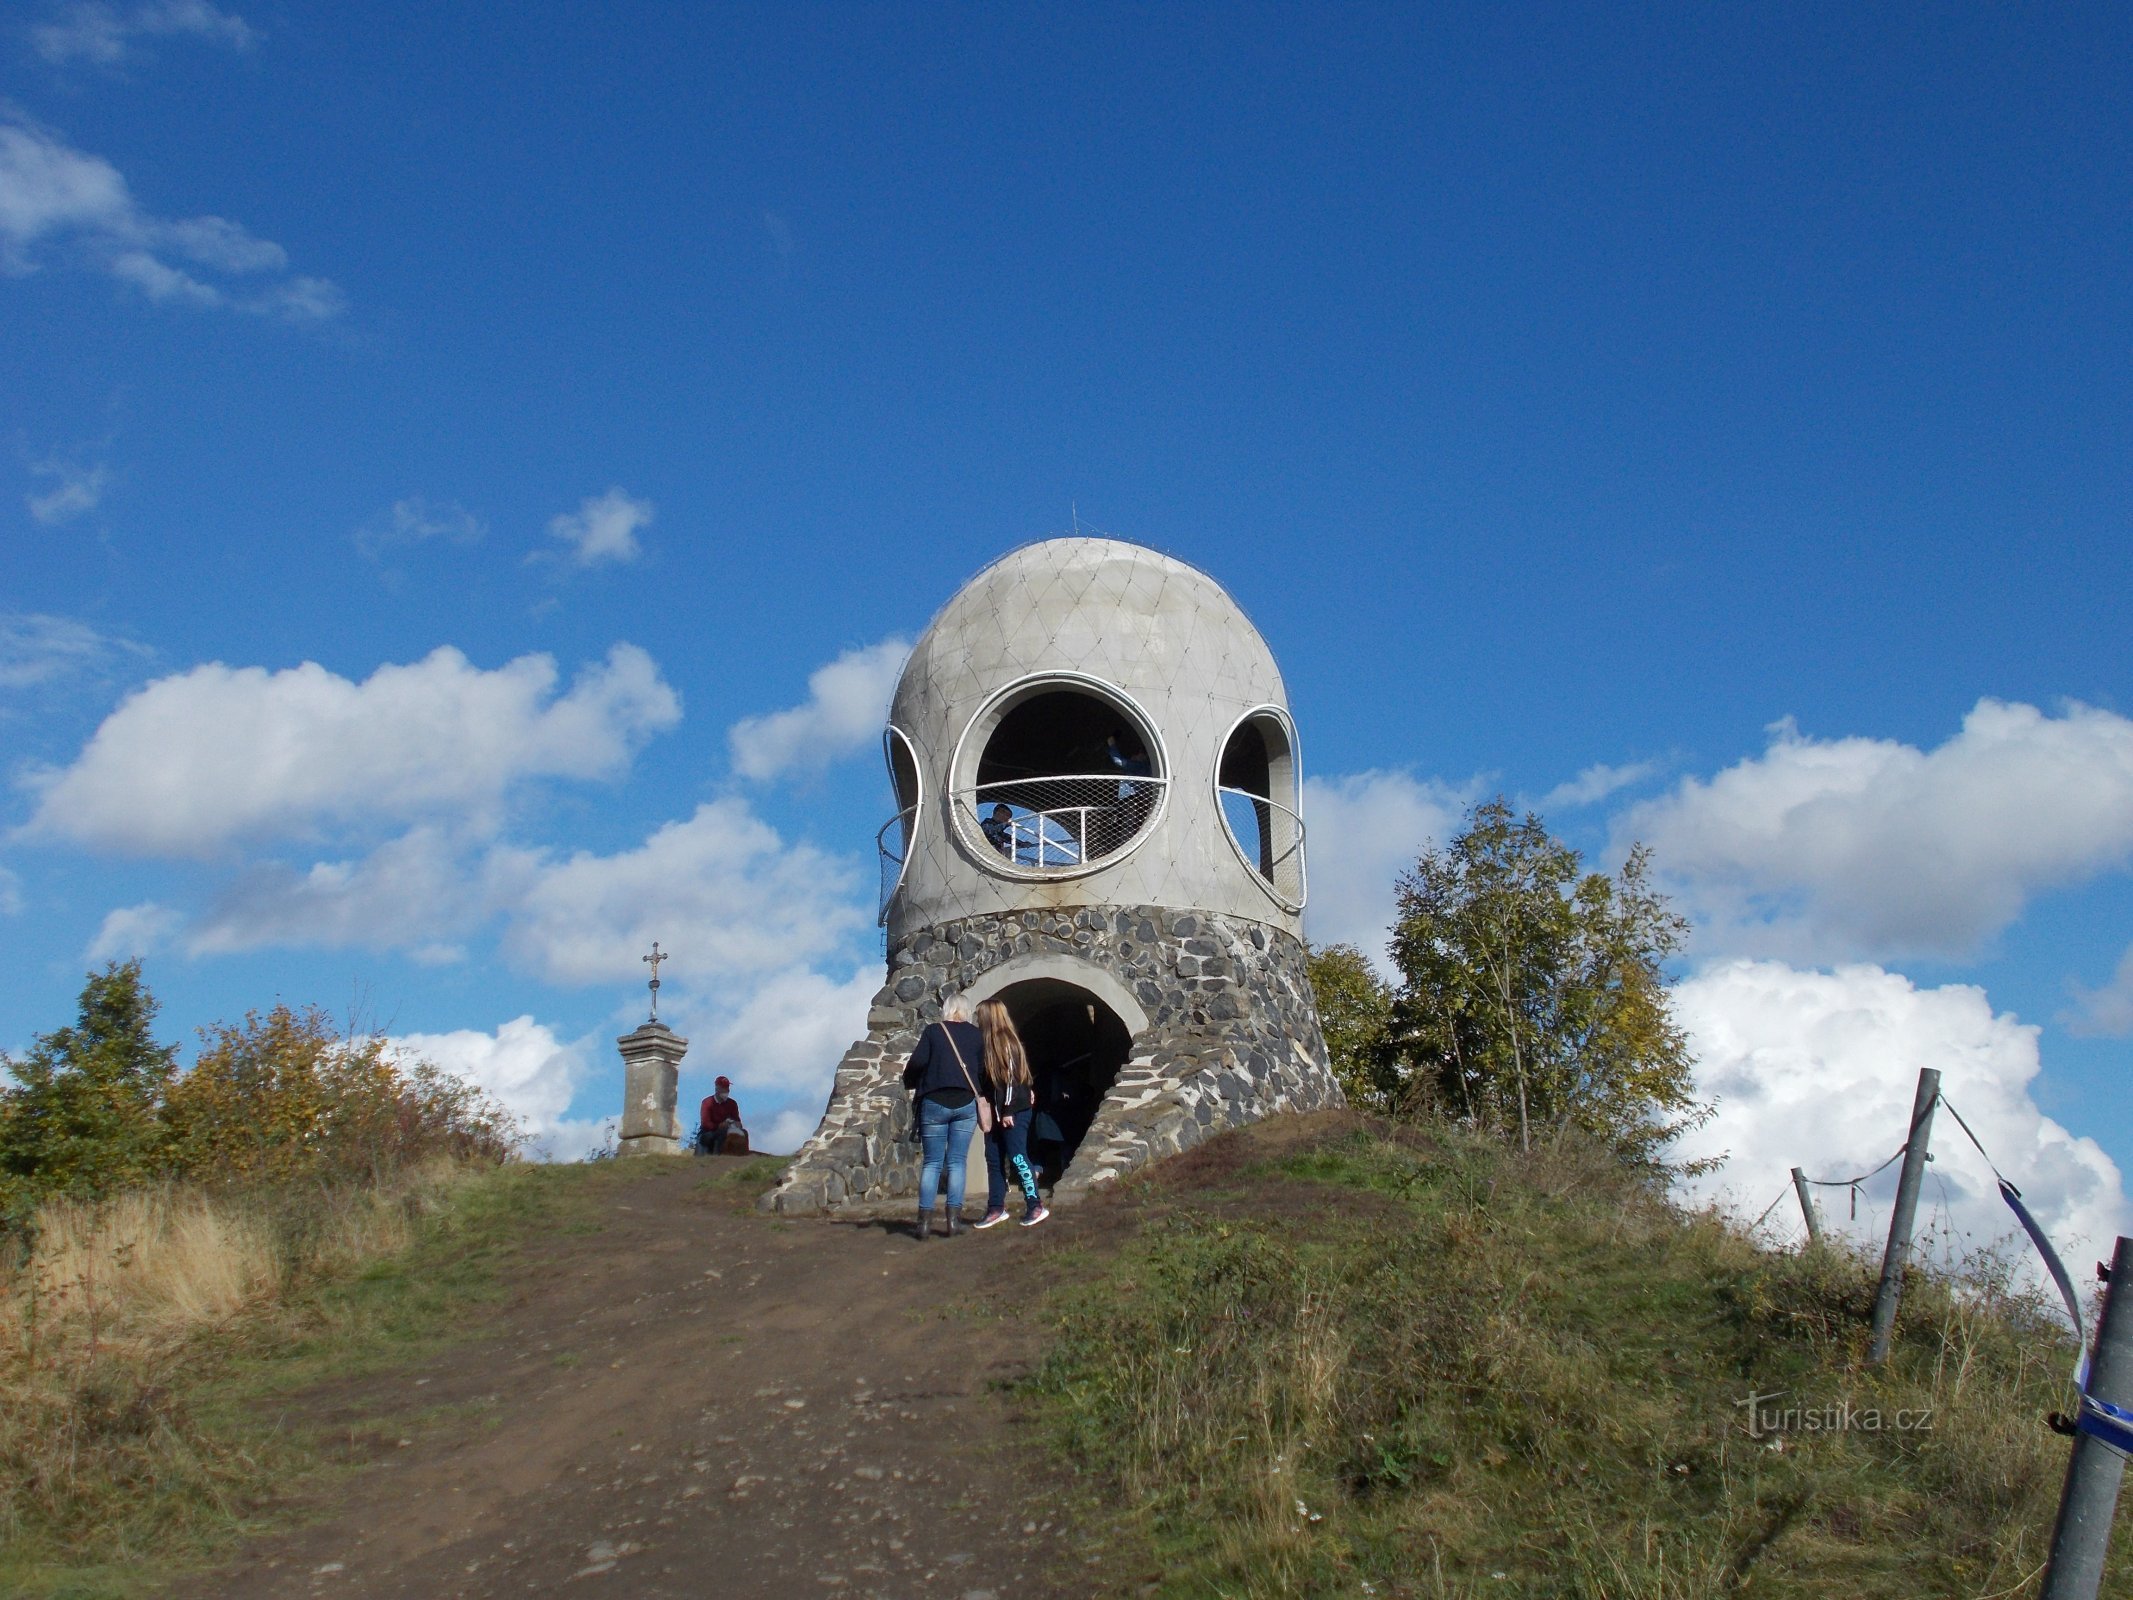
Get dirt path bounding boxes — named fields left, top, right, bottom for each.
left=170, top=1163, right=1101, bottom=1600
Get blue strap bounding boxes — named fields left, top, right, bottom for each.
left=2080, top=1393, right=2133, bottom=1456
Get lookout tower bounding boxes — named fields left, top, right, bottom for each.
left=764, top=537, right=1341, bottom=1213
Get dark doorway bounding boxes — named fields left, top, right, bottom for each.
left=991, top=978, right=1133, bottom=1187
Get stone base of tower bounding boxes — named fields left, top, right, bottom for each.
left=761, top=905, right=1343, bottom=1215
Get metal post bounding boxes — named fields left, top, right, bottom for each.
left=1791, top=1166, right=1822, bottom=1243
left=2040, top=1235, right=2132, bottom=1600
left=1866, top=1067, right=1940, bottom=1365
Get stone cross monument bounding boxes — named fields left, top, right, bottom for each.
left=763, top=536, right=1341, bottom=1213
left=617, top=942, right=689, bottom=1157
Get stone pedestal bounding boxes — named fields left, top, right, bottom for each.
left=617, top=1019, right=688, bottom=1157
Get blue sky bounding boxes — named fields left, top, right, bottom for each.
left=3, top=5, right=2128, bottom=1256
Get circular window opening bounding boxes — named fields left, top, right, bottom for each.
left=954, top=675, right=1167, bottom=876
left=1216, top=707, right=1305, bottom=909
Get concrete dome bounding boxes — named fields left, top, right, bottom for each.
left=880, top=537, right=1305, bottom=940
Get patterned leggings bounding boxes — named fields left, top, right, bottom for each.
left=985, top=1117, right=1044, bottom=1215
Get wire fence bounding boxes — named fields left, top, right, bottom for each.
left=954, top=774, right=1168, bottom=870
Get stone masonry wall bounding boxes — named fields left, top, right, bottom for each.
left=761, top=905, right=1342, bottom=1214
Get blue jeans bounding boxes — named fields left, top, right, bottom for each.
left=917, top=1095, right=979, bottom=1213
left=985, top=1118, right=1043, bottom=1216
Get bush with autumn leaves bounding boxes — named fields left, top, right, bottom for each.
left=0, top=961, right=520, bottom=1232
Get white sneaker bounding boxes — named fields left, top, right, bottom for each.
left=1020, top=1205, right=1051, bottom=1227
left=973, top=1210, right=1009, bottom=1229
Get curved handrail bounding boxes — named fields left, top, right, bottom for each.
left=1216, top=784, right=1307, bottom=910
left=876, top=805, right=916, bottom=924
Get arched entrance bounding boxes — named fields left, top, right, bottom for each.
left=988, top=977, right=1134, bottom=1185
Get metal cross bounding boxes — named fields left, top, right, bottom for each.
left=643, top=941, right=666, bottom=1018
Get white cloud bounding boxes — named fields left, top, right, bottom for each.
left=20, top=643, right=680, bottom=856
left=1624, top=700, right=2133, bottom=962
left=545, top=488, right=652, bottom=567
left=0, top=612, right=140, bottom=690
left=728, top=637, right=911, bottom=781
left=1299, top=769, right=1473, bottom=972
left=391, top=1016, right=593, bottom=1161
left=0, top=114, right=339, bottom=319
left=493, top=799, right=866, bottom=986
left=26, top=457, right=108, bottom=524
left=186, top=826, right=481, bottom=954
left=1670, top=959, right=2130, bottom=1282
left=2065, top=945, right=2133, bottom=1039
left=33, top=0, right=255, bottom=65
left=0, top=866, right=23, bottom=917
left=689, top=964, right=877, bottom=1113
left=85, top=900, right=182, bottom=961
left=354, top=496, right=485, bottom=559
left=1537, top=760, right=1655, bottom=812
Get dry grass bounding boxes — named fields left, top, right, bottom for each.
left=0, top=1160, right=478, bottom=1584
left=1028, top=1117, right=2109, bottom=1599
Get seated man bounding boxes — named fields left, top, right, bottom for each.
left=698, top=1076, right=745, bottom=1155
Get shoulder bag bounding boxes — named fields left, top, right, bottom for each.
left=942, top=1024, right=996, bottom=1134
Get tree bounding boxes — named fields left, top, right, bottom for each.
left=1305, top=943, right=1397, bottom=1111
left=0, top=960, right=179, bottom=1220
left=1384, top=799, right=1707, bottom=1163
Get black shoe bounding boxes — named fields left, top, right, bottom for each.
left=943, top=1210, right=960, bottom=1239
left=913, top=1213, right=930, bottom=1241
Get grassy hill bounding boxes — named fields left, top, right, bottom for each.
left=1017, top=1111, right=2109, bottom=1599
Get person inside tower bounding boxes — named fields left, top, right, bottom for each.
left=1101, top=728, right=1156, bottom=849
left=981, top=802, right=1016, bottom=858
left=697, top=1076, right=747, bottom=1155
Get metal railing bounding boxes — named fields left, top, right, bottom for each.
left=955, top=774, right=1169, bottom=871
left=876, top=806, right=915, bottom=923
left=1217, top=785, right=1306, bottom=907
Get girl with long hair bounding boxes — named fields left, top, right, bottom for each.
left=973, top=999, right=1048, bottom=1228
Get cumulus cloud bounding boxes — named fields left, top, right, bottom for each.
left=545, top=488, right=651, bottom=567
left=26, top=456, right=108, bottom=524
left=0, top=114, right=341, bottom=318
left=728, top=637, right=911, bottom=781
left=354, top=496, right=484, bottom=559
left=2065, top=945, right=2133, bottom=1038
left=174, top=792, right=867, bottom=990
left=687, top=964, right=878, bottom=1129
left=392, top=1016, right=599, bottom=1161
left=186, top=826, right=482, bottom=954
left=19, top=643, right=680, bottom=856
left=33, top=0, right=254, bottom=65
left=1299, top=769, right=1473, bottom=971
left=84, top=900, right=182, bottom=961
left=1671, top=959, right=2130, bottom=1278
left=493, top=799, right=866, bottom=986
left=1624, top=700, right=2133, bottom=962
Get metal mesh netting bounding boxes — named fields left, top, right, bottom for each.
left=877, top=807, right=914, bottom=923
left=956, top=775, right=1168, bottom=871
left=1218, top=786, right=1306, bottom=907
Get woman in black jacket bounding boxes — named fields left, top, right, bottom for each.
left=902, top=994, right=988, bottom=1239
left=973, top=999, right=1049, bottom=1229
